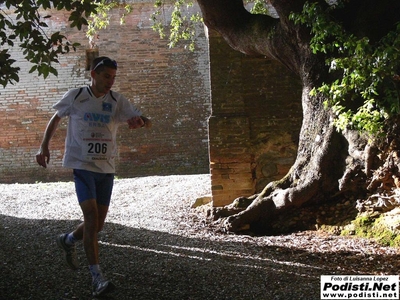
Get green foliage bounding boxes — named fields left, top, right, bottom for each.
left=151, top=0, right=271, bottom=51
left=248, top=0, right=270, bottom=15
left=0, top=0, right=131, bottom=85
left=0, top=0, right=97, bottom=87
left=151, top=0, right=202, bottom=51
left=86, top=1, right=117, bottom=44
left=0, top=50, right=19, bottom=85
left=86, top=1, right=132, bottom=48
left=290, top=1, right=400, bottom=137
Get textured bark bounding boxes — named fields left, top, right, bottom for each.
left=198, top=0, right=400, bottom=232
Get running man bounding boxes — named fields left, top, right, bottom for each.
left=36, top=56, right=151, bottom=296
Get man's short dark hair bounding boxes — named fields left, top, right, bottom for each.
left=91, top=57, right=118, bottom=72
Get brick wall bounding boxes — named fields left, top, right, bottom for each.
left=208, top=29, right=303, bottom=206
left=0, top=2, right=211, bottom=183
left=0, top=2, right=303, bottom=208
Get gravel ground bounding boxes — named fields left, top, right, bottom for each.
left=0, top=174, right=399, bottom=300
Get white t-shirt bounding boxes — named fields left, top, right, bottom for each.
left=54, top=86, right=142, bottom=173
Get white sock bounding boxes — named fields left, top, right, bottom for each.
left=89, top=264, right=104, bottom=282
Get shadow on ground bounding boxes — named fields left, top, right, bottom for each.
left=0, top=215, right=399, bottom=300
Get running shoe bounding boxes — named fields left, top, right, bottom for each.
left=92, top=278, right=115, bottom=297
left=56, top=233, right=79, bottom=270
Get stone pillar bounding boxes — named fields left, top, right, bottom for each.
left=208, top=115, right=254, bottom=206
left=207, top=29, right=302, bottom=207
left=208, top=30, right=254, bottom=206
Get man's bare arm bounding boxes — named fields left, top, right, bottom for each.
left=36, top=113, right=61, bottom=168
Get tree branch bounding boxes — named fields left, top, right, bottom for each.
left=197, top=0, right=306, bottom=74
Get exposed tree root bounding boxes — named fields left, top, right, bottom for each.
left=213, top=118, right=400, bottom=235
left=221, top=177, right=322, bottom=233
left=211, top=125, right=373, bottom=234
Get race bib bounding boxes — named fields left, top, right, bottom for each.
left=82, top=131, right=113, bottom=162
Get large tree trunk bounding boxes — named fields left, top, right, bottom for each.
left=197, top=0, right=399, bottom=233
left=221, top=87, right=368, bottom=232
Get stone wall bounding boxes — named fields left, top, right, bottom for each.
left=0, top=2, right=211, bottom=183
left=208, top=29, right=303, bottom=206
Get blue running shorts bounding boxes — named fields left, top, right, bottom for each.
left=73, top=169, right=114, bottom=206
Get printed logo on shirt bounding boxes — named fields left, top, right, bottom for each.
left=80, top=97, right=90, bottom=103
left=90, top=132, right=107, bottom=139
left=84, top=113, right=111, bottom=124
left=102, top=102, right=112, bottom=112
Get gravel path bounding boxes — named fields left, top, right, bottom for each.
left=0, top=174, right=399, bottom=300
